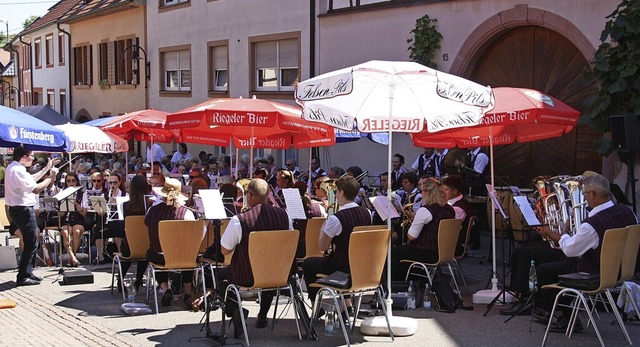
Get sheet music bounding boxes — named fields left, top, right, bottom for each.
left=487, top=184, right=508, bottom=219
left=116, top=196, right=130, bottom=220
left=197, top=189, right=228, bottom=220
left=510, top=186, right=522, bottom=196
left=89, top=196, right=108, bottom=215
left=282, top=188, right=307, bottom=220
left=52, top=186, right=83, bottom=201
left=371, top=196, right=400, bottom=221
left=513, top=195, right=543, bottom=226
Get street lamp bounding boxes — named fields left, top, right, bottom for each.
left=122, top=44, right=150, bottom=89
left=5, top=86, right=18, bottom=108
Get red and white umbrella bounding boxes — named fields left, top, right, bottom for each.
left=55, top=123, right=129, bottom=153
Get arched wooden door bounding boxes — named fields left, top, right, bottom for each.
left=467, top=26, right=601, bottom=187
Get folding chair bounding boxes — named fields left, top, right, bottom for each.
left=111, top=216, right=149, bottom=299
left=224, top=229, right=301, bottom=347
left=452, top=215, right=476, bottom=295
left=145, top=219, right=207, bottom=314
left=541, top=227, right=631, bottom=346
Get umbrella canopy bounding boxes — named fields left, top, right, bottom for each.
left=98, top=109, right=177, bottom=143
left=166, top=97, right=335, bottom=149
left=295, top=60, right=494, bottom=325
left=55, top=123, right=129, bottom=153
left=0, top=105, right=67, bottom=151
left=18, top=104, right=79, bottom=125
left=412, top=87, right=580, bottom=148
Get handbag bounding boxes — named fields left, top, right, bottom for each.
left=316, top=271, right=351, bottom=289
left=558, top=272, right=600, bottom=291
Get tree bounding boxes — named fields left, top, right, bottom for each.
left=407, top=14, right=443, bottom=68
left=23, top=15, right=39, bottom=29
left=582, top=0, right=640, bottom=154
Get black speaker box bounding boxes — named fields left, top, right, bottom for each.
left=611, top=114, right=640, bottom=151
left=62, top=268, right=94, bottom=285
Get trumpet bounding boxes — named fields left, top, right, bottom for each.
left=295, top=168, right=309, bottom=180
left=400, top=203, right=416, bottom=228
left=320, top=179, right=338, bottom=215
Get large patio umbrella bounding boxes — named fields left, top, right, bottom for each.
left=98, top=109, right=177, bottom=144
left=55, top=123, right=129, bottom=154
left=411, top=87, right=580, bottom=305
left=166, top=97, right=335, bottom=175
left=0, top=105, right=66, bottom=151
left=295, top=60, right=494, bottom=334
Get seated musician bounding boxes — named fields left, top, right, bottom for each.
left=291, top=181, right=324, bottom=259
left=115, top=175, right=151, bottom=292
left=217, top=179, right=293, bottom=338
left=302, top=176, right=372, bottom=317
left=274, top=169, right=295, bottom=208
left=58, top=172, right=87, bottom=267
left=441, top=175, right=474, bottom=257
left=393, top=172, right=420, bottom=245
left=145, top=177, right=196, bottom=307
left=83, top=172, right=109, bottom=264
left=96, top=174, right=128, bottom=255
left=390, top=180, right=455, bottom=281
left=532, top=172, right=637, bottom=332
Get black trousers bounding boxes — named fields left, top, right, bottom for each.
left=119, top=242, right=148, bottom=283
left=302, top=256, right=340, bottom=303
left=390, top=245, right=438, bottom=281
left=509, top=241, right=565, bottom=296
left=9, top=206, right=38, bottom=282
left=215, top=266, right=274, bottom=318
left=146, top=249, right=193, bottom=286
left=534, top=258, right=579, bottom=315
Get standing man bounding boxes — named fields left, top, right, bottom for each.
left=308, top=156, right=327, bottom=184
left=390, top=153, right=408, bottom=191
left=411, top=148, right=439, bottom=178
left=146, top=142, right=166, bottom=164
left=465, top=146, right=489, bottom=196
left=218, top=179, right=292, bottom=338
left=6, top=145, right=59, bottom=286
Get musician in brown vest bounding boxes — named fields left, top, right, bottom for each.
left=390, top=180, right=455, bottom=280
left=302, top=176, right=372, bottom=314
left=218, top=178, right=292, bottom=339
left=441, top=175, right=474, bottom=257
left=145, top=178, right=196, bottom=307
left=533, top=172, right=637, bottom=332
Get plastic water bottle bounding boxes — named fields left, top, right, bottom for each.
left=127, top=280, right=137, bottom=302
left=324, top=309, right=336, bottom=336
left=422, top=283, right=432, bottom=310
left=407, top=280, right=416, bottom=310
left=528, top=260, right=537, bottom=293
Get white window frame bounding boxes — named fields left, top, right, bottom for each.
left=209, top=44, right=228, bottom=92
left=254, top=38, right=298, bottom=92
left=162, top=49, right=191, bottom=92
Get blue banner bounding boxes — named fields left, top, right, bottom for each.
left=0, top=106, right=66, bottom=151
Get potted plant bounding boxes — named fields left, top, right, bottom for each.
left=99, top=79, right=110, bottom=89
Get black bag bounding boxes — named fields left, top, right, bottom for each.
left=316, top=271, right=351, bottom=289
left=431, top=271, right=465, bottom=313
left=558, top=272, right=600, bottom=291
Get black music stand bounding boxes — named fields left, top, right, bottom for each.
left=89, top=195, right=108, bottom=264
left=40, top=196, right=60, bottom=266
left=54, top=186, right=83, bottom=268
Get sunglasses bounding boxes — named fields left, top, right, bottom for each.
left=66, top=179, right=77, bottom=183
left=108, top=181, right=119, bottom=185
left=92, top=179, right=103, bottom=182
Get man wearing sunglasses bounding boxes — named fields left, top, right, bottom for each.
left=83, top=172, right=110, bottom=264
left=5, top=145, right=59, bottom=286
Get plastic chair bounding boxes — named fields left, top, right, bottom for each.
left=302, top=217, right=326, bottom=259
left=309, top=228, right=393, bottom=346
left=541, top=227, right=631, bottom=347
left=145, top=219, right=207, bottom=314
left=224, top=229, right=301, bottom=347
left=110, top=216, right=149, bottom=299
left=402, top=219, right=463, bottom=295
left=452, top=215, right=476, bottom=295
left=616, top=224, right=640, bottom=320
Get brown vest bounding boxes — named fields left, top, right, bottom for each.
left=332, top=205, right=372, bottom=272
left=230, top=203, right=290, bottom=286
left=409, top=204, right=456, bottom=251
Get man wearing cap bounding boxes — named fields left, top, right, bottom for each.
left=6, top=145, right=59, bottom=286
left=145, top=177, right=196, bottom=307
left=532, top=172, right=637, bottom=331
left=217, top=178, right=292, bottom=338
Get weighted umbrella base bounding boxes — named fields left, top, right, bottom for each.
left=360, top=315, right=416, bottom=337
left=473, top=288, right=515, bottom=305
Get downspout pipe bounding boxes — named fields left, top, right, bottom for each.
left=4, top=43, right=20, bottom=107
left=57, top=22, right=72, bottom=119
left=310, top=0, right=316, bottom=78
left=19, top=35, right=32, bottom=107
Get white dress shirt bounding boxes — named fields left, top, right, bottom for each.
left=5, top=161, right=37, bottom=207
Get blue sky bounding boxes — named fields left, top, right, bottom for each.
left=0, top=0, right=56, bottom=36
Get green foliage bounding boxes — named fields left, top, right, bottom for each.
left=23, top=15, right=39, bottom=29
left=407, top=15, right=443, bottom=68
left=583, top=0, right=640, bottom=154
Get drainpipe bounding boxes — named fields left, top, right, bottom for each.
left=4, top=43, right=20, bottom=106
left=19, top=35, right=32, bottom=107
left=57, top=22, right=72, bottom=119
left=310, top=0, right=316, bottom=78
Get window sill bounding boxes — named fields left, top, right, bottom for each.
left=75, top=85, right=91, bottom=89
left=160, top=90, right=192, bottom=97
left=115, top=84, right=137, bottom=89
left=208, top=90, right=229, bottom=98
left=249, top=91, right=295, bottom=100
left=158, top=1, right=191, bottom=13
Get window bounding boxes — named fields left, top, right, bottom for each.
left=162, top=0, right=189, bottom=6
left=46, top=89, right=55, bottom=109
left=60, top=90, right=66, bottom=117
left=208, top=44, right=228, bottom=92
left=45, top=35, right=54, bottom=67
left=33, top=88, right=42, bottom=105
left=34, top=38, right=42, bottom=68
left=58, top=33, right=65, bottom=65
left=115, top=38, right=138, bottom=85
left=162, top=48, right=190, bottom=92
left=98, top=42, right=109, bottom=83
left=73, top=45, right=92, bottom=86
left=253, top=38, right=298, bottom=92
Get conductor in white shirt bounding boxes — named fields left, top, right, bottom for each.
left=146, top=142, right=166, bottom=164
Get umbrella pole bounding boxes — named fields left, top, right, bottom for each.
left=361, top=81, right=416, bottom=337
left=235, top=148, right=239, bottom=180
left=249, top=127, right=255, bottom=178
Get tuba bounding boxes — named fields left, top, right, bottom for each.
left=320, top=179, right=338, bottom=215
left=236, top=178, right=252, bottom=211
left=563, top=175, right=587, bottom=236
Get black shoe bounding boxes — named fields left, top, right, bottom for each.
left=232, top=308, right=249, bottom=339
left=313, top=307, right=326, bottom=321
left=29, top=274, right=43, bottom=282
left=532, top=307, right=551, bottom=324
left=256, top=314, right=268, bottom=329
left=117, top=278, right=123, bottom=293
left=134, top=279, right=142, bottom=291
left=549, top=315, right=583, bottom=333
left=341, top=306, right=353, bottom=323
left=16, top=278, right=41, bottom=287
left=97, top=259, right=109, bottom=265
left=161, top=289, right=173, bottom=307
left=500, top=300, right=531, bottom=316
